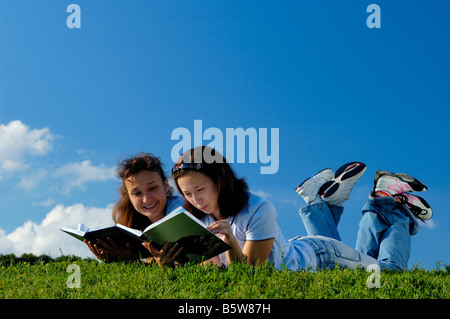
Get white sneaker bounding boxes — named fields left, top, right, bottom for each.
left=296, top=168, right=334, bottom=204
left=321, top=162, right=367, bottom=206
left=395, top=193, right=433, bottom=221
left=374, top=171, right=428, bottom=195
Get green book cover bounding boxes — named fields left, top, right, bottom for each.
left=143, top=207, right=231, bottom=264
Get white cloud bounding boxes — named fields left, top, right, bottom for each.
left=54, top=160, right=116, bottom=193
left=16, top=161, right=116, bottom=193
left=33, top=197, right=56, bottom=207
left=0, top=121, right=118, bottom=258
left=18, top=169, right=49, bottom=191
left=0, top=203, right=115, bottom=258
left=0, top=120, right=54, bottom=175
left=0, top=121, right=115, bottom=194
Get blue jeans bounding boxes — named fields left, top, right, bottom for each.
left=297, top=195, right=417, bottom=271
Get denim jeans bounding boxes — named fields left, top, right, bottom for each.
left=297, top=195, right=417, bottom=271
left=292, top=235, right=380, bottom=271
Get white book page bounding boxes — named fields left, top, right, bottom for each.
left=116, top=223, right=143, bottom=237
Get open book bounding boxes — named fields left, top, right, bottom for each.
left=61, top=206, right=231, bottom=264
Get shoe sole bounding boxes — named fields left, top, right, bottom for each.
left=321, top=162, right=367, bottom=201
left=296, top=168, right=334, bottom=190
left=374, top=170, right=427, bottom=192
left=296, top=168, right=334, bottom=204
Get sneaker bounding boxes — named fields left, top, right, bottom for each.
left=374, top=171, right=427, bottom=195
left=296, top=168, right=334, bottom=204
left=395, top=193, right=433, bottom=221
left=321, top=162, right=367, bottom=206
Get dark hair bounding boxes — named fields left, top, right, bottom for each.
left=172, top=146, right=249, bottom=220
left=112, top=153, right=172, bottom=230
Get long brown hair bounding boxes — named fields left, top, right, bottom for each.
left=172, top=146, right=249, bottom=220
left=112, top=153, right=172, bottom=230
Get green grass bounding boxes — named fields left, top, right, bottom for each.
left=0, top=255, right=448, bottom=299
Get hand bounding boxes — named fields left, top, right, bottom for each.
left=202, top=256, right=221, bottom=267
left=206, top=220, right=235, bottom=245
left=206, top=220, right=243, bottom=263
left=84, top=238, right=137, bottom=262
left=85, top=240, right=106, bottom=260
left=142, top=240, right=183, bottom=268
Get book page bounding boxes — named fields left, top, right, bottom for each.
left=60, top=227, right=86, bottom=241
left=116, top=223, right=143, bottom=237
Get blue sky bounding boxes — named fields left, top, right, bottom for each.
left=0, top=0, right=448, bottom=269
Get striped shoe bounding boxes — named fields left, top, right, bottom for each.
left=374, top=170, right=427, bottom=195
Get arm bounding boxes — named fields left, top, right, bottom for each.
left=206, top=220, right=243, bottom=263
left=208, top=199, right=278, bottom=265
left=242, top=200, right=278, bottom=265
left=243, top=238, right=274, bottom=265
left=206, top=220, right=275, bottom=265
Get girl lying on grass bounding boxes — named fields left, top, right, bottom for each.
left=164, top=146, right=432, bottom=271
left=85, top=153, right=184, bottom=265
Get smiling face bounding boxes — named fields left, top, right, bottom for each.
left=176, top=171, right=221, bottom=220
left=125, top=170, right=169, bottom=223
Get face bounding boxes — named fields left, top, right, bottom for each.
left=125, top=170, right=169, bottom=223
left=176, top=171, right=221, bottom=219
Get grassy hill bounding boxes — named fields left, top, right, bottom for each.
left=0, top=255, right=448, bottom=299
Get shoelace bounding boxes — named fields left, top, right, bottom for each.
left=395, top=194, right=428, bottom=220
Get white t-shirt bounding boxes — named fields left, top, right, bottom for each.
left=201, top=193, right=317, bottom=271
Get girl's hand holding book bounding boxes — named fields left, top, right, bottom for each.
left=142, top=240, right=183, bottom=268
